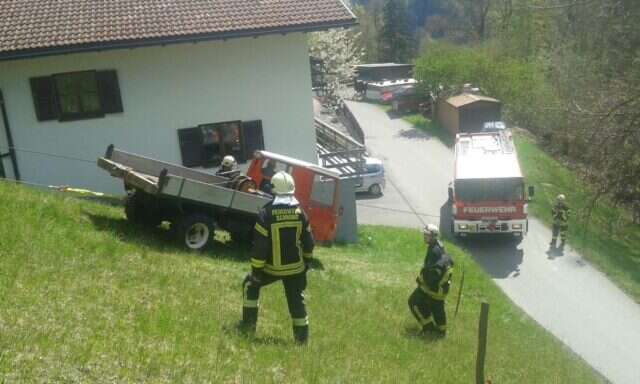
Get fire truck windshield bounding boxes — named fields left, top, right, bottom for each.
left=455, top=178, right=524, bottom=202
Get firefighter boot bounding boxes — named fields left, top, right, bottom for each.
left=240, top=307, right=258, bottom=335
left=422, top=322, right=446, bottom=338
left=293, top=325, right=309, bottom=345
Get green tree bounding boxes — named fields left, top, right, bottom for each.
left=378, top=0, right=413, bottom=62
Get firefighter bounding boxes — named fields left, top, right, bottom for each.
left=550, top=194, right=570, bottom=249
left=258, top=159, right=276, bottom=194
left=215, top=155, right=237, bottom=177
left=408, top=224, right=454, bottom=337
left=241, top=171, right=315, bottom=344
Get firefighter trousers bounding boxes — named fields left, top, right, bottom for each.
left=408, top=287, right=447, bottom=335
left=551, top=222, right=568, bottom=245
left=242, top=272, right=308, bottom=343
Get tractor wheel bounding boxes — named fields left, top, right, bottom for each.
left=175, top=213, right=215, bottom=251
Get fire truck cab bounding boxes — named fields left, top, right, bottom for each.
left=449, top=131, right=534, bottom=237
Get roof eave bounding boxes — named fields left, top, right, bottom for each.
left=0, top=19, right=357, bottom=62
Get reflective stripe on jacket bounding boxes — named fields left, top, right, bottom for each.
left=251, top=201, right=314, bottom=276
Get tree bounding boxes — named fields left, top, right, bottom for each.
left=308, top=28, right=363, bottom=107
left=378, top=0, right=413, bottom=62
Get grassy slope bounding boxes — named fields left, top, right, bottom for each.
left=514, top=133, right=640, bottom=302
left=0, top=182, right=601, bottom=383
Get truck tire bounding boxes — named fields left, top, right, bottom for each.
left=124, top=190, right=162, bottom=227
left=175, top=213, right=215, bottom=251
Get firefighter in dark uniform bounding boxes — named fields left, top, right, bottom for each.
left=258, top=159, right=276, bottom=195
left=550, top=194, right=570, bottom=249
left=241, top=171, right=315, bottom=344
left=408, top=224, right=454, bottom=337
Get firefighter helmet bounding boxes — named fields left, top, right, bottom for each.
left=556, top=194, right=566, bottom=202
left=423, top=223, right=439, bottom=238
left=221, top=155, right=236, bottom=169
left=271, top=171, right=295, bottom=195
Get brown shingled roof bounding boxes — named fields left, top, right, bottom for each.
left=0, top=0, right=356, bottom=60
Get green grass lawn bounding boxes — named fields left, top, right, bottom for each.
left=0, top=182, right=602, bottom=383
left=514, top=133, right=640, bottom=302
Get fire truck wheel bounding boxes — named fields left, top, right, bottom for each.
left=369, top=183, right=382, bottom=196
left=175, top=213, right=215, bottom=251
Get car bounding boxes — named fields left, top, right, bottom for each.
left=355, top=157, right=386, bottom=195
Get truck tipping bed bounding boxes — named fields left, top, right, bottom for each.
left=97, top=145, right=271, bottom=215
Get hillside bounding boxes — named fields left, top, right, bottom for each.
left=0, top=182, right=602, bottom=383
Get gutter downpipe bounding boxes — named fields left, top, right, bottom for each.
left=0, top=89, right=20, bottom=180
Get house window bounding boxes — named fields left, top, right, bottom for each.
left=55, top=71, right=103, bottom=120
left=178, top=120, right=264, bottom=168
left=30, top=70, right=123, bottom=122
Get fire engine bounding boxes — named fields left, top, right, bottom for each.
left=448, top=130, right=534, bottom=237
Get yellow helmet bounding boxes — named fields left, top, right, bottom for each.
left=557, top=194, right=566, bottom=202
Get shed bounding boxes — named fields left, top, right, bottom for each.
left=436, top=93, right=501, bottom=135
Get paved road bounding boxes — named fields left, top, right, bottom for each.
left=346, top=100, right=640, bottom=384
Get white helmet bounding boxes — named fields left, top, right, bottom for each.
left=271, top=171, right=295, bottom=195
left=556, top=194, right=566, bottom=202
left=423, top=223, right=439, bottom=237
left=221, top=155, right=236, bottom=169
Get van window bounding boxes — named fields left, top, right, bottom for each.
left=366, top=164, right=381, bottom=173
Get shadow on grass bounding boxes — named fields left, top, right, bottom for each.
left=73, top=194, right=124, bottom=207
left=403, top=325, right=445, bottom=344
left=228, top=321, right=291, bottom=346
left=84, top=211, right=250, bottom=262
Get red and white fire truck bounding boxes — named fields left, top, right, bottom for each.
left=448, top=130, right=534, bottom=238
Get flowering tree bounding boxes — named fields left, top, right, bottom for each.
left=308, top=27, right=363, bottom=107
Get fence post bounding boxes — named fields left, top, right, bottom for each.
left=476, top=302, right=490, bottom=384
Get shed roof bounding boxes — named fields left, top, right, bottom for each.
left=0, top=0, right=356, bottom=61
left=446, top=93, right=500, bottom=108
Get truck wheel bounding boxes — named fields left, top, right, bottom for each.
left=176, top=213, right=214, bottom=251
left=124, top=191, right=162, bottom=227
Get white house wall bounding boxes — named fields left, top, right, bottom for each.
left=0, top=33, right=316, bottom=194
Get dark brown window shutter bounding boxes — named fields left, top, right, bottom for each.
left=178, top=127, right=204, bottom=167
left=96, top=70, right=123, bottom=113
left=29, top=76, right=59, bottom=121
left=241, top=120, right=264, bottom=162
